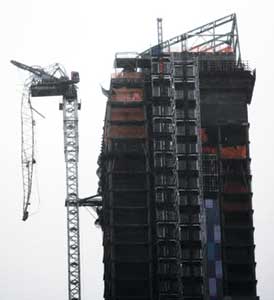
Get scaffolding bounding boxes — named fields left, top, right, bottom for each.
left=100, top=64, right=154, bottom=300
left=150, top=54, right=182, bottom=299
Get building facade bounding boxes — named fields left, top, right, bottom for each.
left=97, top=14, right=259, bottom=300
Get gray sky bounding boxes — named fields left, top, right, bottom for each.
left=1, top=0, right=273, bottom=299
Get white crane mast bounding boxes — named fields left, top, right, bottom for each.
left=63, top=87, right=81, bottom=300
left=11, top=60, right=81, bottom=300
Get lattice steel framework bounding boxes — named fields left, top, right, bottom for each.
left=63, top=87, right=81, bottom=300
left=141, top=13, right=242, bottom=65
left=150, top=54, right=183, bottom=299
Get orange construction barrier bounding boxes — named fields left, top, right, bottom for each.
left=111, top=88, right=143, bottom=102
left=221, top=145, right=247, bottom=159
left=111, top=72, right=144, bottom=79
left=159, top=61, right=164, bottom=73
left=221, top=46, right=233, bottom=53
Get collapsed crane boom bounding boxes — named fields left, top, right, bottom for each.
left=12, top=60, right=81, bottom=300
left=11, top=60, right=57, bottom=80
left=21, top=89, right=35, bottom=221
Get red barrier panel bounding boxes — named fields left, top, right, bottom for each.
left=221, top=146, right=247, bottom=159
left=202, top=146, right=217, bottom=154
left=111, top=88, right=143, bottom=102
left=111, top=72, right=144, bottom=79
left=109, top=125, right=145, bottom=138
left=111, top=107, right=144, bottom=121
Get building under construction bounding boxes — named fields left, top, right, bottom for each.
left=97, top=14, right=259, bottom=300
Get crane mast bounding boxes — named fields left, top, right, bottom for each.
left=63, top=85, right=81, bottom=300
left=11, top=60, right=81, bottom=300
left=157, top=18, right=163, bottom=46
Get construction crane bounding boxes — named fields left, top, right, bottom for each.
left=140, top=13, right=242, bottom=65
left=11, top=60, right=101, bottom=300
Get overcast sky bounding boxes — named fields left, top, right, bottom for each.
left=1, top=0, right=274, bottom=299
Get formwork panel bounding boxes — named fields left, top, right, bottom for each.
left=111, top=173, right=147, bottom=190
left=222, top=197, right=252, bottom=212
left=109, top=125, right=146, bottom=138
left=115, top=279, right=150, bottom=297
left=112, top=191, right=148, bottom=207
left=113, top=227, right=148, bottom=243
left=111, top=157, right=146, bottom=172
left=113, top=208, right=148, bottom=225
left=111, top=72, right=144, bottom=80
left=200, top=102, right=247, bottom=125
left=115, top=262, right=150, bottom=279
left=224, top=228, right=253, bottom=245
left=110, top=139, right=146, bottom=153
left=111, top=88, right=143, bottom=102
left=224, top=247, right=254, bottom=262
left=115, top=244, right=149, bottom=260
left=111, top=107, right=145, bottom=121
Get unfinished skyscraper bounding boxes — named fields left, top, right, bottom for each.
left=97, top=14, right=259, bottom=300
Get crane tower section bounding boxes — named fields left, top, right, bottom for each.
left=11, top=60, right=81, bottom=300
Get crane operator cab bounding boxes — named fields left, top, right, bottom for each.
left=71, top=71, right=80, bottom=84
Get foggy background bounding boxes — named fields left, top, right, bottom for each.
left=1, top=0, right=273, bottom=299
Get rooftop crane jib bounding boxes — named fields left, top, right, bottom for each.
left=140, top=13, right=242, bottom=65
left=11, top=60, right=82, bottom=300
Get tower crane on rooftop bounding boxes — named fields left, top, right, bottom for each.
left=140, top=13, right=242, bottom=65
left=11, top=59, right=101, bottom=300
